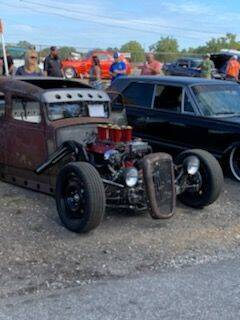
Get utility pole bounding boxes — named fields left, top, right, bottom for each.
left=0, top=19, right=9, bottom=76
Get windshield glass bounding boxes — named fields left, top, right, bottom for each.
left=192, top=84, right=240, bottom=116
left=47, top=101, right=108, bottom=121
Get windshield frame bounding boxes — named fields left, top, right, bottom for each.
left=46, top=100, right=110, bottom=121
left=190, top=83, right=240, bottom=117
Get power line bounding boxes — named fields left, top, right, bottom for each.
left=20, top=0, right=226, bottom=37
left=0, top=1, right=205, bottom=41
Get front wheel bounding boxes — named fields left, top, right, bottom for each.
left=229, top=147, right=240, bottom=181
left=175, top=149, right=223, bottom=208
left=64, top=67, right=76, bottom=79
left=56, top=162, right=106, bottom=233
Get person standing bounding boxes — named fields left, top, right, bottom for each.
left=200, top=54, right=214, bottom=79
left=44, top=46, right=63, bottom=77
left=15, top=49, right=43, bottom=77
left=226, top=55, right=240, bottom=81
left=1, top=51, right=14, bottom=75
left=88, top=55, right=103, bottom=89
left=109, top=52, right=126, bottom=83
left=140, top=53, right=163, bottom=75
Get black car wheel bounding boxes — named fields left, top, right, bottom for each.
left=229, top=147, right=240, bottom=181
left=176, top=149, right=223, bottom=208
left=56, top=162, right=105, bottom=233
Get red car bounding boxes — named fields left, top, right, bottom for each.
left=62, top=51, right=132, bottom=79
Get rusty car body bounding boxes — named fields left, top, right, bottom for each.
left=0, top=77, right=223, bottom=233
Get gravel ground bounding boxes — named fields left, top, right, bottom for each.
left=0, top=177, right=240, bottom=299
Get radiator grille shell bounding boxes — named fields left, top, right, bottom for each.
left=143, top=153, right=175, bottom=219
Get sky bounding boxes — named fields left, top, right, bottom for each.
left=1, top=0, right=240, bottom=51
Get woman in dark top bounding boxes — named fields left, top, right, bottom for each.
left=88, top=55, right=103, bottom=89
left=16, top=49, right=44, bottom=77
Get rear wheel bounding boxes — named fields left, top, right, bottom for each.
left=229, top=147, right=240, bottom=181
left=56, top=162, right=105, bottom=233
left=175, top=149, right=223, bottom=208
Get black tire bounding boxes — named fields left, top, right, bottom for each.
left=175, top=149, right=223, bottom=208
left=229, top=147, right=240, bottom=181
left=56, top=162, right=105, bottom=233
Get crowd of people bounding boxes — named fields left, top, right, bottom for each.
left=1, top=46, right=240, bottom=87
left=0, top=46, right=63, bottom=78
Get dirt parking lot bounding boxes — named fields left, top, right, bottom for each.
left=0, top=177, right=240, bottom=299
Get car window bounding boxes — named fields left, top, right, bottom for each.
left=153, top=85, right=183, bottom=113
left=183, top=92, right=195, bottom=113
left=177, top=61, right=189, bottom=68
left=190, top=60, right=202, bottom=68
left=0, top=92, right=6, bottom=118
left=47, top=101, right=109, bottom=121
left=121, top=82, right=154, bottom=108
left=192, top=84, right=240, bottom=116
left=12, top=98, right=41, bottom=123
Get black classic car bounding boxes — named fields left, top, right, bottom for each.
left=110, top=76, right=240, bottom=181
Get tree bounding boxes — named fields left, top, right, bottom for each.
left=58, top=46, right=78, bottom=59
left=120, top=41, right=145, bottom=62
left=39, top=46, right=78, bottom=59
left=149, top=37, right=179, bottom=62
left=17, top=40, right=34, bottom=49
left=39, top=47, right=50, bottom=59
left=106, top=47, right=119, bottom=52
left=186, top=33, right=240, bottom=54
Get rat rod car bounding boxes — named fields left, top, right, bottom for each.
left=0, top=77, right=223, bottom=233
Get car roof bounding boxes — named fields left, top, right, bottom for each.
left=0, top=77, right=91, bottom=94
left=114, top=75, right=227, bottom=86
left=0, top=77, right=93, bottom=102
left=177, top=57, right=202, bottom=61
left=13, top=77, right=91, bottom=89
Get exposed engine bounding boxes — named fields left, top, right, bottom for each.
left=86, top=124, right=152, bottom=210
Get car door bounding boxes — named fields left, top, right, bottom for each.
left=138, top=84, right=206, bottom=153
left=174, top=60, right=189, bottom=76
left=140, top=84, right=186, bottom=150
left=6, top=94, right=48, bottom=181
left=150, top=86, right=231, bottom=156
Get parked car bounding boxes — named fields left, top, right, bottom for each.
left=110, top=75, right=240, bottom=181
left=0, top=77, right=222, bottom=233
left=62, top=50, right=132, bottom=79
left=163, top=58, right=202, bottom=77
left=163, top=57, right=220, bottom=79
